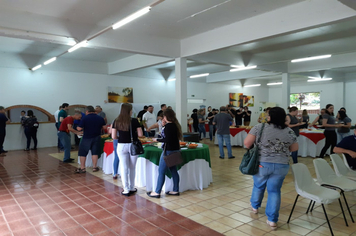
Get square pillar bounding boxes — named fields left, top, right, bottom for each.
left=281, top=73, right=290, bottom=111
left=175, top=58, right=188, bottom=132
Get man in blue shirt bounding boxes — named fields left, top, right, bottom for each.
left=0, top=106, right=10, bottom=156
left=334, top=129, right=356, bottom=169
left=76, top=106, right=106, bottom=173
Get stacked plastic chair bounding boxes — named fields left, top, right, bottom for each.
left=330, top=154, right=356, bottom=180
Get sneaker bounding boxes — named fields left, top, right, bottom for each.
left=1, top=150, right=8, bottom=153
left=219, top=156, right=224, bottom=159
left=228, top=156, right=235, bottom=159
left=63, top=159, right=74, bottom=163
left=266, top=220, right=277, bottom=230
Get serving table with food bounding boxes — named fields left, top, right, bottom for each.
left=214, top=126, right=252, bottom=147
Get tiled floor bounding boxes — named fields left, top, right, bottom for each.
left=2, top=141, right=356, bottom=235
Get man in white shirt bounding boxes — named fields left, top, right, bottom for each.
left=143, top=105, right=157, bottom=137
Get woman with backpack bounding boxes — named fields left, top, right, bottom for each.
left=22, top=110, right=39, bottom=151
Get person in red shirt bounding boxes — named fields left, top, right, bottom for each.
left=58, top=111, right=82, bottom=162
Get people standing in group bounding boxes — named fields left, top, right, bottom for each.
left=285, top=106, right=305, bottom=164
left=242, top=106, right=252, bottom=126
left=257, top=107, right=271, bottom=124
left=319, top=104, right=343, bottom=159
left=207, top=108, right=216, bottom=141
left=22, top=110, right=39, bottom=151
left=197, top=109, right=206, bottom=140
left=58, top=111, right=83, bottom=163
left=233, top=107, right=244, bottom=126
left=244, top=107, right=298, bottom=230
left=95, top=105, right=107, bottom=124
left=147, top=109, right=182, bottom=198
left=213, top=106, right=235, bottom=159
left=336, top=110, right=352, bottom=143
left=310, top=108, right=326, bottom=127
left=0, top=106, right=10, bottom=156
left=301, top=109, right=309, bottom=129
left=111, top=103, right=143, bottom=196
left=76, top=106, right=106, bottom=173
left=137, top=105, right=148, bottom=133
left=157, top=104, right=167, bottom=119
left=190, top=109, right=199, bottom=132
left=54, top=105, right=63, bottom=151
left=143, top=105, right=157, bottom=137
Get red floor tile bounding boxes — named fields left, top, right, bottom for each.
left=62, top=225, right=91, bottom=236
left=35, top=222, right=60, bottom=234
left=55, top=217, right=79, bottom=230
left=129, top=220, right=158, bottom=234
left=82, top=220, right=110, bottom=234
left=12, top=227, right=38, bottom=236
left=90, top=209, right=114, bottom=220
left=144, top=229, right=172, bottom=236
left=4, top=211, right=28, bottom=222
left=8, top=218, right=33, bottom=232
left=28, top=214, right=52, bottom=226
left=65, top=207, right=87, bottom=217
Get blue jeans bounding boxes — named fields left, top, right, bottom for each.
left=291, top=151, right=298, bottom=164
left=198, top=124, right=206, bottom=139
left=56, top=123, right=63, bottom=149
left=155, top=150, right=180, bottom=193
left=58, top=132, right=71, bottom=161
left=250, top=162, right=289, bottom=223
left=217, top=134, right=232, bottom=158
left=113, top=139, right=119, bottom=176
left=337, top=132, right=350, bottom=144
left=209, top=124, right=215, bottom=141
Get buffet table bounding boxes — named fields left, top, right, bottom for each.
left=101, top=142, right=213, bottom=193
left=214, top=128, right=251, bottom=147
left=298, top=131, right=326, bottom=157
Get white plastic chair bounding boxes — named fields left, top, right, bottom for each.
left=342, top=153, right=354, bottom=171
left=288, top=163, right=344, bottom=236
left=313, top=158, right=356, bottom=224
left=330, top=154, right=356, bottom=180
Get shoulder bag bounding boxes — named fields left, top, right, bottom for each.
left=239, top=123, right=265, bottom=175
left=130, top=119, right=144, bottom=156
left=163, top=144, right=183, bottom=168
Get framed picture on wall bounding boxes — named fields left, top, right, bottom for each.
left=108, top=87, right=133, bottom=103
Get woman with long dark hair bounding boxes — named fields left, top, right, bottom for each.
left=285, top=106, right=304, bottom=163
left=190, top=109, right=198, bottom=132
left=22, top=110, right=38, bottom=151
left=111, top=103, right=143, bottom=196
left=336, top=110, right=352, bottom=143
left=244, top=107, right=298, bottom=230
left=319, top=104, right=342, bottom=158
left=147, top=109, right=182, bottom=198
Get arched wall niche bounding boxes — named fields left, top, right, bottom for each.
left=6, top=105, right=55, bottom=123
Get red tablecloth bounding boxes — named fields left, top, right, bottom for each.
left=299, top=132, right=325, bottom=145
left=229, top=128, right=249, bottom=137
left=103, top=142, right=114, bottom=156
left=188, top=124, right=209, bottom=132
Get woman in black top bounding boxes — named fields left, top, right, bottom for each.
left=190, top=109, right=198, bottom=132
left=111, top=103, right=143, bottom=196
left=22, top=110, right=38, bottom=151
left=285, top=106, right=305, bottom=163
left=242, top=106, right=251, bottom=126
left=147, top=109, right=182, bottom=198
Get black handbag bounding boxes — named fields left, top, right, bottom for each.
left=163, top=144, right=183, bottom=168
left=239, top=123, right=265, bottom=175
left=129, top=120, right=144, bottom=155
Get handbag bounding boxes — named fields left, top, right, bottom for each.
left=239, top=123, right=265, bottom=175
left=129, top=119, right=144, bottom=155
left=163, top=144, right=183, bottom=168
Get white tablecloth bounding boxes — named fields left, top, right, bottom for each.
left=214, top=130, right=248, bottom=147
left=297, top=135, right=327, bottom=158
left=102, top=149, right=213, bottom=192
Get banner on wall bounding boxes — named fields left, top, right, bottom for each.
left=108, top=86, right=133, bottom=103
left=229, top=93, right=254, bottom=107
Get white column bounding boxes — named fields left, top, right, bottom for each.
left=281, top=73, right=290, bottom=111
left=175, top=58, right=188, bottom=132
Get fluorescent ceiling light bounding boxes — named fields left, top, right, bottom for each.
left=188, top=98, right=204, bottom=104
left=68, top=40, right=88, bottom=53
left=43, top=57, right=57, bottom=65
left=230, top=66, right=257, bottom=72
left=168, top=78, right=176, bottom=81
left=31, top=65, right=42, bottom=71
left=267, top=82, right=282, bottom=86
left=244, top=84, right=261, bottom=87
left=230, top=65, right=242, bottom=68
left=307, top=78, right=332, bottom=82
left=291, top=54, right=331, bottom=63
left=112, top=7, right=151, bottom=30
left=190, top=73, right=209, bottom=78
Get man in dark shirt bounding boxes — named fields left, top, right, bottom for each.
left=0, top=106, right=10, bottom=156
left=232, top=107, right=243, bottom=126
left=76, top=106, right=106, bottom=173
left=137, top=105, right=148, bottom=131
left=207, top=108, right=215, bottom=141
left=334, top=129, right=356, bottom=169
left=157, top=104, right=167, bottom=119
left=58, top=111, right=82, bottom=163
left=213, top=106, right=235, bottom=159
left=58, top=103, right=69, bottom=128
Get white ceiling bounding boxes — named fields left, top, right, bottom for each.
left=0, top=0, right=356, bottom=84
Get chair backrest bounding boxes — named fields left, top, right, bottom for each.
left=330, top=154, right=349, bottom=177
left=313, top=158, right=338, bottom=184
left=291, top=163, right=319, bottom=195
left=342, top=154, right=353, bottom=171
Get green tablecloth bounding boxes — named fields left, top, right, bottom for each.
left=139, top=144, right=211, bottom=170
